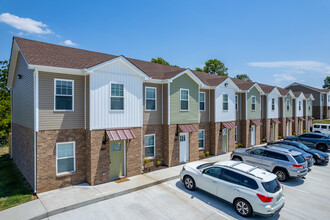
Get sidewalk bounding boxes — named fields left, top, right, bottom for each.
left=0, top=153, right=231, bottom=220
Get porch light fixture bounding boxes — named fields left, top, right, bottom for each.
left=224, top=83, right=228, bottom=87
left=17, top=74, right=22, bottom=79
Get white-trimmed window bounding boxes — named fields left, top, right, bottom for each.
left=145, top=134, right=155, bottom=158
left=55, top=79, right=74, bottom=111
left=180, top=89, right=189, bottom=111
left=287, top=99, right=290, bottom=111
left=145, top=87, right=157, bottom=111
left=251, top=96, right=256, bottom=111
left=200, top=92, right=205, bottom=111
left=235, top=95, right=238, bottom=111
left=271, top=98, right=275, bottom=111
left=110, top=83, right=124, bottom=110
left=56, top=141, right=75, bottom=174
left=308, top=102, right=311, bottom=111
left=199, top=130, right=205, bottom=148
left=299, top=101, right=301, bottom=111
left=223, top=94, right=228, bottom=111
left=235, top=126, right=237, bottom=142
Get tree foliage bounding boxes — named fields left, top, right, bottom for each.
left=235, top=74, right=252, bottom=82
left=323, top=76, right=330, bottom=89
left=0, top=61, right=11, bottom=139
left=195, top=59, right=228, bottom=76
left=151, top=57, right=170, bottom=66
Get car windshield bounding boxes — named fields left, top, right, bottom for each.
left=294, top=155, right=306, bottom=164
left=294, top=142, right=310, bottom=151
left=196, top=162, right=215, bottom=170
left=262, top=179, right=281, bottom=193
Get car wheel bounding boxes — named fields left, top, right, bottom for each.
left=183, top=176, right=196, bottom=191
left=234, top=198, right=253, bottom=217
left=274, top=168, right=288, bottom=182
left=233, top=156, right=242, bottom=161
left=317, top=144, right=327, bottom=152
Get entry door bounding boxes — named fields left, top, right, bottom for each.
left=286, top=122, right=290, bottom=136
left=110, top=140, right=125, bottom=180
left=222, top=128, right=228, bottom=153
left=179, top=133, right=189, bottom=163
left=308, top=120, right=310, bottom=132
left=270, top=123, right=274, bottom=141
left=251, top=125, right=255, bottom=146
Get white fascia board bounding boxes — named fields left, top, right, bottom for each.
left=7, top=41, right=20, bottom=88
left=309, top=94, right=315, bottom=101
left=248, top=83, right=265, bottom=95
left=87, top=56, right=150, bottom=80
left=287, top=90, right=295, bottom=98
left=28, top=64, right=85, bottom=75
left=217, top=78, right=240, bottom=91
left=144, top=78, right=169, bottom=84
left=169, top=69, right=205, bottom=86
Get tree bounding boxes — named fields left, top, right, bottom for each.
left=323, top=76, right=330, bottom=89
left=151, top=57, right=170, bottom=66
left=195, top=59, right=228, bottom=76
left=0, top=61, right=10, bottom=140
left=195, top=67, right=203, bottom=72
left=235, top=74, right=252, bottom=82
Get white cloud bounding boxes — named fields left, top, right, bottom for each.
left=0, top=13, right=52, bottom=34
left=247, top=61, right=330, bottom=75
left=273, top=73, right=296, bottom=84
left=63, top=40, right=77, bottom=46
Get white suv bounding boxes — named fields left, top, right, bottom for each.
left=180, top=160, right=285, bottom=217
left=312, top=123, right=330, bottom=134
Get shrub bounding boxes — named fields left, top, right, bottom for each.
left=206, top=150, right=210, bottom=156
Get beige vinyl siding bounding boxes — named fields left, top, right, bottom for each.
left=39, top=72, right=85, bottom=130
left=143, top=83, right=163, bottom=125
left=163, top=84, right=168, bottom=124
left=12, top=52, right=34, bottom=128
left=200, top=89, right=209, bottom=122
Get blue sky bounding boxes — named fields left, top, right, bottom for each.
left=1, top=0, right=329, bottom=88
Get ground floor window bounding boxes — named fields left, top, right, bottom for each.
left=199, top=130, right=205, bottom=148
left=56, top=141, right=75, bottom=174
left=145, top=134, right=155, bottom=158
left=235, top=126, right=237, bottom=142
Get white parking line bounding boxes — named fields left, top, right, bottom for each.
left=286, top=187, right=309, bottom=194
left=164, top=182, right=233, bottom=220
left=306, top=176, right=322, bottom=181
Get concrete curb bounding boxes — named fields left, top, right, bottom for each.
left=33, top=175, right=180, bottom=220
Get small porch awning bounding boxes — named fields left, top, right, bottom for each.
left=222, top=122, right=235, bottom=129
left=271, top=118, right=281, bottom=124
left=299, top=117, right=305, bottom=121
left=251, top=119, right=262, bottom=126
left=308, top=116, right=315, bottom=120
left=287, top=117, right=294, bottom=122
left=106, top=128, right=136, bottom=141
left=178, top=124, right=198, bottom=133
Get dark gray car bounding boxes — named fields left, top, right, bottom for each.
left=284, top=133, right=330, bottom=152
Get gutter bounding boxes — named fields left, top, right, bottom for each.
left=33, top=68, right=39, bottom=194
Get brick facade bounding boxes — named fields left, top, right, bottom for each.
left=265, top=119, right=279, bottom=142
left=143, top=124, right=165, bottom=168
left=293, top=118, right=304, bottom=135
left=198, top=122, right=211, bottom=157
left=12, top=123, right=34, bottom=189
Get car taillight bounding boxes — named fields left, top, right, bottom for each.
left=305, top=157, right=309, bottom=161
left=293, top=164, right=303, bottom=168
left=257, top=194, right=273, bottom=203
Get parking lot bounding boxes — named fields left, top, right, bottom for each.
left=46, top=151, right=330, bottom=220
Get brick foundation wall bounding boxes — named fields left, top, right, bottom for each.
left=126, top=127, right=143, bottom=177
left=265, top=119, right=279, bottom=142
left=143, top=124, right=164, bottom=168
left=210, top=122, right=220, bottom=155
left=36, top=129, right=87, bottom=193
left=260, top=118, right=267, bottom=142
left=198, top=122, right=211, bottom=157
left=12, top=123, right=34, bottom=189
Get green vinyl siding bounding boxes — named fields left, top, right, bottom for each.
left=170, top=73, right=199, bottom=124
left=247, top=87, right=261, bottom=120
left=307, top=99, right=313, bottom=116
left=285, top=95, right=293, bottom=117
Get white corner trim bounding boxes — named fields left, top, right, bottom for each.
left=33, top=68, right=39, bottom=194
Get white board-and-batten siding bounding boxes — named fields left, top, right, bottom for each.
left=295, top=96, right=304, bottom=117
left=90, top=60, right=144, bottom=130
left=267, top=90, right=279, bottom=119
left=215, top=84, right=236, bottom=122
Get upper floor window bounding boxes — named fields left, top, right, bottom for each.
left=145, top=87, right=157, bottom=111
left=223, top=94, right=228, bottom=111
left=199, top=92, right=205, bottom=111
left=308, top=102, right=311, bottom=111
left=286, top=99, right=290, bottom=111
left=328, top=95, right=330, bottom=102
left=56, top=141, right=75, bottom=174
left=299, top=101, right=301, bottom=111
left=235, top=95, right=238, bottom=111
left=251, top=96, right=256, bottom=111
left=180, top=89, right=189, bottom=111
left=199, top=130, right=205, bottom=148
left=271, top=98, right=275, bottom=111
left=110, top=83, right=124, bottom=110
left=55, top=79, right=74, bottom=111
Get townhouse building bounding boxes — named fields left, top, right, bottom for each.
left=258, top=84, right=282, bottom=142
left=286, top=82, right=330, bottom=120
left=232, top=79, right=264, bottom=147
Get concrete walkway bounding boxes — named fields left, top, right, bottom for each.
left=0, top=153, right=231, bottom=220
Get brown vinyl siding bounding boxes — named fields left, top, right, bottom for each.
left=200, top=89, right=209, bottom=122
left=210, top=90, right=215, bottom=122
left=236, top=93, right=246, bottom=120
left=287, top=85, right=320, bottom=106
left=12, top=52, right=34, bottom=129
left=143, top=83, right=163, bottom=125
left=38, top=72, right=85, bottom=130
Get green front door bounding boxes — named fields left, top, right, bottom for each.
left=222, top=128, right=228, bottom=153
left=110, top=140, right=125, bottom=180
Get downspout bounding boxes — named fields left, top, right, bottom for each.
left=84, top=75, right=86, bottom=130
left=10, top=88, right=13, bottom=159
left=33, top=68, right=39, bottom=194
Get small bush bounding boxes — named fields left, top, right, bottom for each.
left=206, top=151, right=210, bottom=156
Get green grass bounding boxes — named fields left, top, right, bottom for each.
left=312, top=120, right=330, bottom=124
left=0, top=146, right=35, bottom=211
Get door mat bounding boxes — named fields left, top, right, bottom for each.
left=114, top=177, right=130, bottom=183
